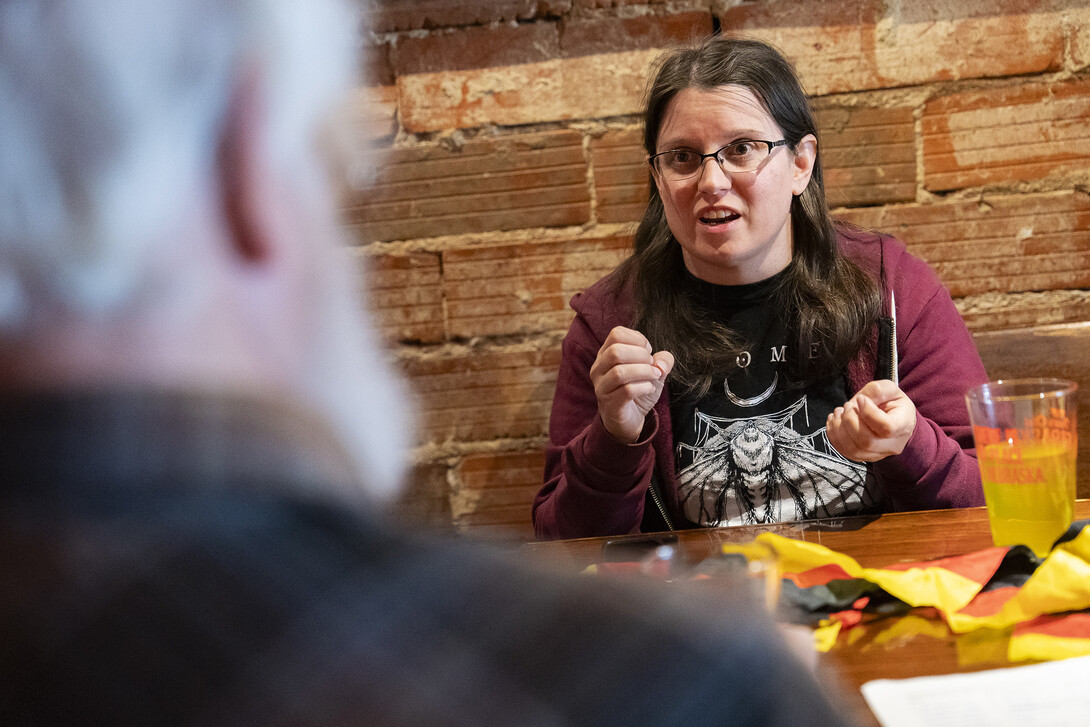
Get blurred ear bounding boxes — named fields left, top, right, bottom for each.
left=218, top=70, right=277, bottom=264
left=790, top=134, right=817, bottom=196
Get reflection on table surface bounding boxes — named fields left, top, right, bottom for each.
left=521, top=501, right=1090, bottom=727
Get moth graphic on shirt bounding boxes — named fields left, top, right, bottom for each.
left=676, top=397, right=874, bottom=526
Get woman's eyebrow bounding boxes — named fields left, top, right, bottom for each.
left=657, top=130, right=769, bottom=149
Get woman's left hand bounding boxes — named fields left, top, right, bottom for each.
left=826, top=379, right=917, bottom=462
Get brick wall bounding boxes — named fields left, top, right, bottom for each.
left=346, top=0, right=1090, bottom=541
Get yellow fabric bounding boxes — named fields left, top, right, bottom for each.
left=955, top=627, right=1012, bottom=667
left=735, top=529, right=1090, bottom=663
left=1009, top=632, right=1090, bottom=662
left=946, top=547, right=1090, bottom=632
left=812, top=619, right=841, bottom=652
left=1055, top=525, right=1090, bottom=563
left=869, top=614, right=951, bottom=649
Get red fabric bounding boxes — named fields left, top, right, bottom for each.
left=786, top=563, right=856, bottom=588
left=955, top=585, right=1021, bottom=618
left=1015, top=612, right=1090, bottom=638
left=881, top=546, right=1009, bottom=583
left=830, top=608, right=865, bottom=628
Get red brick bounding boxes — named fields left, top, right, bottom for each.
left=333, top=86, right=398, bottom=145
left=922, top=79, right=1090, bottom=191
left=896, top=1, right=1065, bottom=24
left=817, top=105, right=916, bottom=207
left=394, top=22, right=559, bottom=75
left=591, top=129, right=649, bottom=224
left=554, top=49, right=663, bottom=121
left=360, top=42, right=394, bottom=87
left=573, top=0, right=673, bottom=7
left=443, top=234, right=631, bottom=338
left=837, top=191, right=1090, bottom=298
left=392, top=462, right=454, bottom=532
left=398, top=344, right=562, bottom=444
left=718, top=0, right=1063, bottom=95
left=398, top=48, right=661, bottom=132
left=454, top=450, right=545, bottom=539
left=342, top=130, right=591, bottom=241
left=887, top=0, right=1066, bottom=89
left=571, top=0, right=680, bottom=7
left=1074, top=7, right=1090, bottom=70
left=717, top=0, right=880, bottom=95
left=370, top=0, right=571, bottom=32
left=560, top=11, right=712, bottom=56
left=364, top=251, right=445, bottom=344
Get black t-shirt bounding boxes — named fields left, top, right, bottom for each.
left=670, top=269, right=880, bottom=526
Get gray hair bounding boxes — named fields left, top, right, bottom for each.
left=0, top=0, right=358, bottom=329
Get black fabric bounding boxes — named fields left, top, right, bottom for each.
left=979, top=544, right=1042, bottom=591
left=669, top=271, right=879, bottom=526
left=1053, top=518, right=1090, bottom=548
left=875, top=317, right=894, bottom=382
left=639, top=472, right=675, bottom=533
left=0, top=391, right=854, bottom=727
left=778, top=580, right=912, bottom=624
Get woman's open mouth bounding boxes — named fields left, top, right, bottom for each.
left=699, top=209, right=740, bottom=226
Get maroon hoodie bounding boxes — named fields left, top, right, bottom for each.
left=533, top=228, right=988, bottom=540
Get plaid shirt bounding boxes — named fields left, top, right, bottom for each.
left=0, top=391, right=854, bottom=727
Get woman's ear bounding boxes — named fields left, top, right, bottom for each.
left=790, top=134, right=818, bottom=196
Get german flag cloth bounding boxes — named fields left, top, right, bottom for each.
left=734, top=520, right=1090, bottom=663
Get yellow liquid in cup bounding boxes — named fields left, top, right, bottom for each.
left=978, top=442, right=1076, bottom=557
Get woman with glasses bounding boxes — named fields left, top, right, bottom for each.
left=534, top=36, right=988, bottom=539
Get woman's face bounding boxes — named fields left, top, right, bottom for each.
left=651, top=85, right=816, bottom=286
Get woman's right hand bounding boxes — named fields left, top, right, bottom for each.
left=590, top=326, right=675, bottom=444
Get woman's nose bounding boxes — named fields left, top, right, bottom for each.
left=696, top=156, right=733, bottom=193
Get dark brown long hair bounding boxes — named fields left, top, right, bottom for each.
left=613, top=36, right=882, bottom=399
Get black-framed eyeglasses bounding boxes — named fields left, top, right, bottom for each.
left=648, top=139, right=789, bottom=181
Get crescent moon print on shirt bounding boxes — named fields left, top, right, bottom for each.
left=669, top=267, right=881, bottom=526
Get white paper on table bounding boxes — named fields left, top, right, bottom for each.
left=860, top=655, right=1090, bottom=727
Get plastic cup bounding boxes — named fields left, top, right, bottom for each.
left=640, top=540, right=782, bottom=611
left=713, top=541, right=782, bottom=612
left=965, top=378, right=1078, bottom=557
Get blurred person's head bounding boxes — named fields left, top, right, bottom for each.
left=0, top=0, right=407, bottom=496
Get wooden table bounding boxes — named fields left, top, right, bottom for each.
left=522, top=501, right=1090, bottom=727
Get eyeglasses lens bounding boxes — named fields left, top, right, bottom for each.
left=656, top=140, right=773, bottom=180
